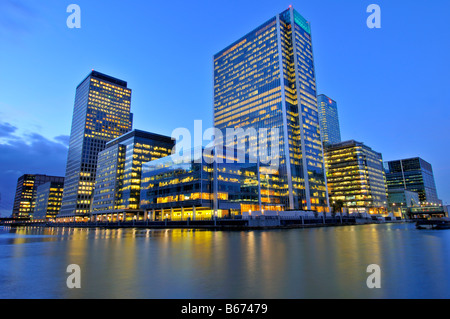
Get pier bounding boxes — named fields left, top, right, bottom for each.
left=415, top=218, right=450, bottom=230
left=0, top=215, right=406, bottom=230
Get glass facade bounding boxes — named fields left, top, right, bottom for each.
left=92, top=130, right=174, bottom=214
left=317, top=94, right=341, bottom=146
left=387, top=189, right=420, bottom=217
left=12, top=174, right=64, bottom=219
left=59, top=71, right=133, bottom=220
left=384, top=157, right=439, bottom=204
left=33, top=181, right=65, bottom=220
left=213, top=7, right=328, bottom=212
left=324, top=140, right=387, bottom=214
left=140, top=147, right=261, bottom=220
left=387, top=189, right=419, bottom=207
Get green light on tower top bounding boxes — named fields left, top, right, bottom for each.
left=293, top=8, right=311, bottom=35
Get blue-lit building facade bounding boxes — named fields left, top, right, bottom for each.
left=324, top=140, right=388, bottom=214
left=33, top=180, right=65, bottom=221
left=213, top=7, right=329, bottom=213
left=59, top=71, right=133, bottom=221
left=387, top=188, right=420, bottom=218
left=317, top=94, right=341, bottom=146
left=12, top=174, right=65, bottom=219
left=384, top=157, right=440, bottom=205
left=140, top=147, right=261, bottom=220
left=91, top=130, right=174, bottom=221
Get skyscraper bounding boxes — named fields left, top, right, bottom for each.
left=12, top=174, right=65, bottom=219
left=213, top=6, right=329, bottom=212
left=59, top=71, right=133, bottom=221
left=324, top=140, right=387, bottom=214
left=384, top=157, right=439, bottom=204
left=317, top=94, right=341, bottom=146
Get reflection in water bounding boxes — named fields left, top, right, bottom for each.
left=0, top=223, right=449, bottom=299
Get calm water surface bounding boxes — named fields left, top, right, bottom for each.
left=0, top=223, right=449, bottom=299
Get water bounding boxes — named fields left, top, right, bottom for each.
left=0, top=223, right=449, bottom=299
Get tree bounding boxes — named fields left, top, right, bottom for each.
left=332, top=200, right=344, bottom=216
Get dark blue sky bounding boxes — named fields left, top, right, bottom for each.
left=0, top=0, right=449, bottom=216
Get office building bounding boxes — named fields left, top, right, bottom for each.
left=33, top=180, right=65, bottom=221
left=317, top=94, right=341, bottom=146
left=324, top=140, right=387, bottom=214
left=213, top=6, right=329, bottom=212
left=12, top=174, right=65, bottom=219
left=59, top=71, right=133, bottom=221
left=384, top=157, right=439, bottom=204
left=91, top=130, right=174, bottom=219
left=387, top=188, right=419, bottom=217
left=138, top=147, right=261, bottom=222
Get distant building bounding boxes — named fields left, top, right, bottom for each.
left=12, top=174, right=65, bottom=219
left=384, top=157, right=439, bottom=204
left=90, top=130, right=174, bottom=220
left=324, top=140, right=387, bottom=214
left=33, top=181, right=65, bottom=221
left=317, top=94, right=341, bottom=146
left=59, top=71, right=133, bottom=221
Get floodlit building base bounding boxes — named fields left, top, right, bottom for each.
left=88, top=207, right=241, bottom=222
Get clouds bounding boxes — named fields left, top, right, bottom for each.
left=0, top=122, right=17, bottom=138
left=0, top=122, right=68, bottom=217
left=54, top=135, right=70, bottom=147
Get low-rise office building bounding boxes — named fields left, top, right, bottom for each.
left=12, top=174, right=65, bottom=219
left=387, top=188, right=420, bottom=218
left=89, top=129, right=174, bottom=222
left=33, top=181, right=65, bottom=221
left=384, top=157, right=440, bottom=205
left=139, top=147, right=271, bottom=221
left=324, top=140, right=388, bottom=214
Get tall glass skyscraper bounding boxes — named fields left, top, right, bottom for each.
left=59, top=71, right=133, bottom=220
left=213, top=6, right=329, bottom=212
left=317, top=94, right=341, bottom=146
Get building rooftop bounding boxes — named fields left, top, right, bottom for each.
left=213, top=7, right=309, bottom=59
left=77, top=70, right=128, bottom=89
left=105, top=129, right=175, bottom=148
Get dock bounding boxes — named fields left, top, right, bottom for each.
left=416, top=218, right=450, bottom=230
left=0, top=215, right=407, bottom=230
